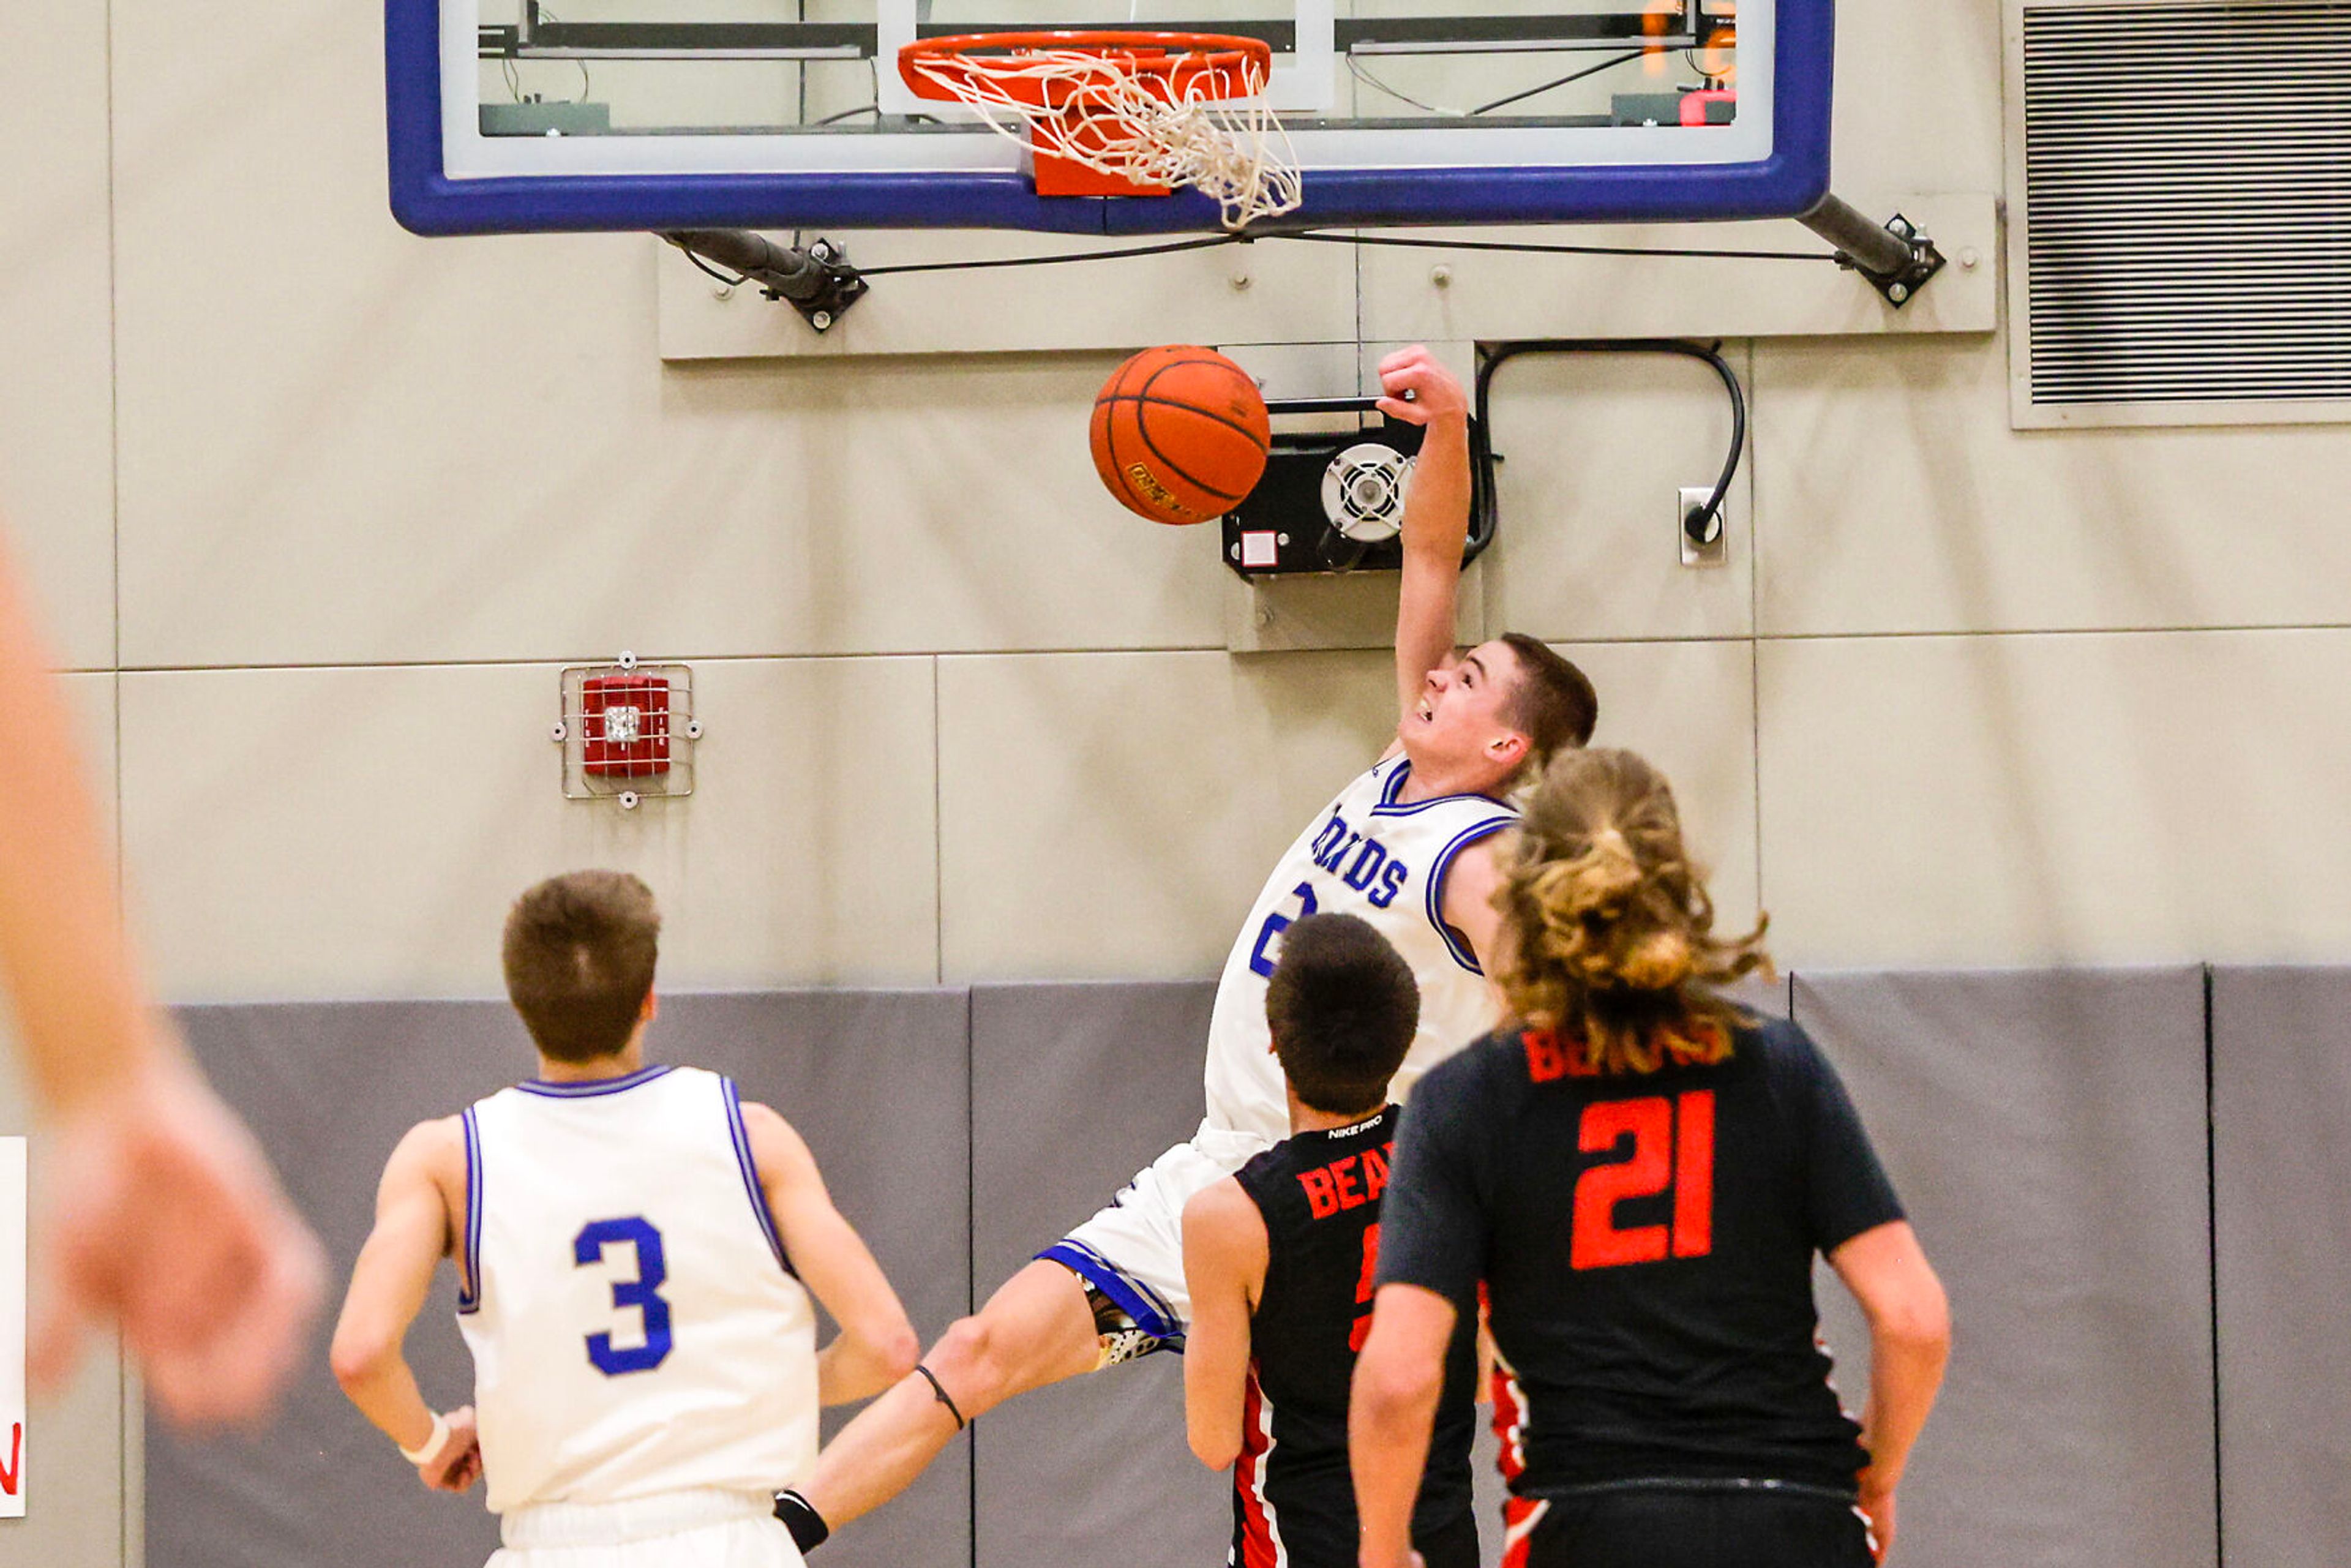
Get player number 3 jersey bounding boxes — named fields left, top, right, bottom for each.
left=1202, top=756, right=1517, bottom=1142
left=455, top=1065, right=820, bottom=1515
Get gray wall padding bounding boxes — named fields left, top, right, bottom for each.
left=149, top=970, right=2304, bottom=1568
left=1795, top=970, right=2216, bottom=1568
left=2210, top=968, right=2351, bottom=1568
left=966, top=981, right=1229, bottom=1568
left=155, top=990, right=970, bottom=1568
left=156, top=999, right=515, bottom=1568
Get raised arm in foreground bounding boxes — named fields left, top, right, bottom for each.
left=0, top=531, right=321, bottom=1424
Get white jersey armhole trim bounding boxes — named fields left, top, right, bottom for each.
left=721, top=1078, right=797, bottom=1278
left=1423, top=815, right=1518, bottom=974
left=457, top=1105, right=484, bottom=1315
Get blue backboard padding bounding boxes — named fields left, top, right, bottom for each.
left=388, top=0, right=1833, bottom=236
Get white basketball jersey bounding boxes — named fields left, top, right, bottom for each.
left=1201, top=755, right=1518, bottom=1142
left=456, top=1065, right=819, bottom=1515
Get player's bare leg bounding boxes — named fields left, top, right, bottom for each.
left=802, top=1258, right=1101, bottom=1529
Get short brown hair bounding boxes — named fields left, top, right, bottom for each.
left=1494, top=748, right=1769, bottom=1076
left=1265, top=913, right=1420, bottom=1117
left=501, top=871, right=661, bottom=1063
left=1498, top=633, right=1599, bottom=776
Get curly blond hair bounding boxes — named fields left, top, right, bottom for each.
left=1493, top=748, right=1771, bottom=1075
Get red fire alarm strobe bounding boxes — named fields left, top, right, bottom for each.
left=555, top=653, right=700, bottom=808
left=583, top=673, right=671, bottom=778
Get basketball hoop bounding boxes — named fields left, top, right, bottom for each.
left=899, top=31, right=1302, bottom=229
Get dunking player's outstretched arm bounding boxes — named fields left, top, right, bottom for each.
left=0, top=529, right=323, bottom=1425
left=1374, top=348, right=1515, bottom=980
left=1380, top=345, right=1474, bottom=723
left=741, top=1103, right=921, bottom=1405
left=1179, top=1177, right=1270, bottom=1470
left=330, top=1119, right=485, bottom=1493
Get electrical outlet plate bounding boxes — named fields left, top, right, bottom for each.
left=1679, top=486, right=1731, bottom=568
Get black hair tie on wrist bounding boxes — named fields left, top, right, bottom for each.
left=915, top=1362, right=968, bottom=1431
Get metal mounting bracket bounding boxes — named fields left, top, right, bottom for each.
left=659, top=229, right=869, bottom=331
left=1798, top=196, right=1950, bottom=309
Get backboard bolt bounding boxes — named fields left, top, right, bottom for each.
left=1230, top=271, right=1253, bottom=290
left=811, top=310, right=835, bottom=331
left=684, top=718, right=705, bottom=740
left=711, top=283, right=734, bottom=301
left=618, top=790, right=642, bottom=811
left=550, top=721, right=568, bottom=742
left=1960, top=248, right=1981, bottom=269
left=1430, top=265, right=1453, bottom=288
left=1888, top=283, right=1911, bottom=304
left=617, top=650, right=638, bottom=670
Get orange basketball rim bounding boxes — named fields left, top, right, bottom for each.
left=898, top=30, right=1296, bottom=219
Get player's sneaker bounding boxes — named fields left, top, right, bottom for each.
left=1087, top=1286, right=1175, bottom=1367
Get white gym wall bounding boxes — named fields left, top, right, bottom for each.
left=6, top=0, right=2351, bottom=1561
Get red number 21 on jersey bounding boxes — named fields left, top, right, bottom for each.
left=1570, top=1092, right=1715, bottom=1270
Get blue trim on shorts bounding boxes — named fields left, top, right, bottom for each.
left=1037, top=1240, right=1185, bottom=1348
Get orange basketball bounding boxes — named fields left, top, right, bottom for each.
left=1090, top=346, right=1272, bottom=525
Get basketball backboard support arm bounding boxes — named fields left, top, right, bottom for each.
left=1799, top=195, right=1949, bottom=306
left=659, top=230, right=870, bottom=330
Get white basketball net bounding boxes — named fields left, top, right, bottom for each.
left=903, top=47, right=1303, bottom=230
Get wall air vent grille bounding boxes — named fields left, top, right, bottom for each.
left=2010, top=0, right=2351, bottom=427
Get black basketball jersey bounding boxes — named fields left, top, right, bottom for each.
left=1229, top=1107, right=1478, bottom=1568
left=1378, top=1015, right=1904, bottom=1498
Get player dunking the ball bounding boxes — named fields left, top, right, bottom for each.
left=331, top=871, right=918, bottom=1566
left=776, top=345, right=1598, bottom=1553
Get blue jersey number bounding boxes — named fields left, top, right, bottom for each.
left=574, top=1216, right=674, bottom=1376
left=1248, top=882, right=1319, bottom=978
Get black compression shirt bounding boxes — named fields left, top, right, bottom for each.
left=1229, top=1106, right=1477, bottom=1568
left=1377, top=1015, right=1903, bottom=1496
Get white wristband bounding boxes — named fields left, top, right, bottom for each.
left=399, top=1411, right=452, bottom=1467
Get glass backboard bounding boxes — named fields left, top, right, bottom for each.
left=388, top=0, right=1829, bottom=234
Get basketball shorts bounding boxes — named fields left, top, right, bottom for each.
left=1037, top=1124, right=1273, bottom=1356
left=1513, top=1480, right=1873, bottom=1568
left=490, top=1487, right=803, bottom=1568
